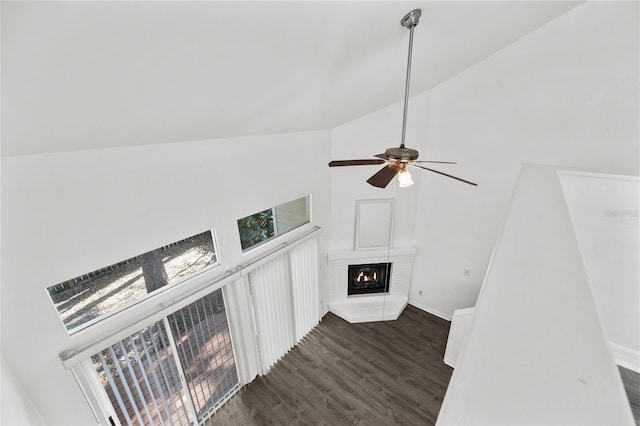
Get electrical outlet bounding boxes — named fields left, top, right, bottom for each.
left=464, top=269, right=470, bottom=276
left=418, top=290, right=423, bottom=296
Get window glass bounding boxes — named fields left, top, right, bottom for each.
left=47, top=230, right=218, bottom=333
left=237, top=196, right=310, bottom=252
left=237, top=208, right=275, bottom=251
left=274, top=196, right=309, bottom=235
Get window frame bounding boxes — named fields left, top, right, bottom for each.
left=47, top=229, right=222, bottom=336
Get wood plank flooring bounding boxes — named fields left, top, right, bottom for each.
left=620, top=366, right=640, bottom=426
left=206, top=305, right=453, bottom=425
left=206, top=304, right=640, bottom=425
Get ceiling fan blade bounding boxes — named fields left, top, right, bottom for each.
left=410, top=164, right=478, bottom=186
left=329, top=159, right=386, bottom=167
left=367, top=164, right=400, bottom=188
left=373, top=153, right=387, bottom=160
left=412, top=160, right=457, bottom=164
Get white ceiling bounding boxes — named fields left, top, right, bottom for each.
left=1, top=1, right=581, bottom=156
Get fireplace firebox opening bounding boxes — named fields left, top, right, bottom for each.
left=347, top=262, right=391, bottom=296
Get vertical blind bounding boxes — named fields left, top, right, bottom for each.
left=247, top=236, right=320, bottom=374
left=289, top=238, right=320, bottom=342
left=249, top=254, right=295, bottom=375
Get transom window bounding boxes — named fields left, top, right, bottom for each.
left=47, top=230, right=219, bottom=333
left=237, top=196, right=310, bottom=252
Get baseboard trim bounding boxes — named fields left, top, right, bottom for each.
left=443, top=356, right=457, bottom=368
left=408, top=300, right=452, bottom=322
left=611, top=342, right=640, bottom=373
left=321, top=306, right=330, bottom=318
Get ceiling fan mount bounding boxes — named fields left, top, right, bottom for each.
left=400, top=8, right=421, bottom=28
left=328, top=8, right=477, bottom=189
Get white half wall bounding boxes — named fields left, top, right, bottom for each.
left=437, top=164, right=634, bottom=425
left=1, top=130, right=331, bottom=425
left=443, top=171, right=640, bottom=374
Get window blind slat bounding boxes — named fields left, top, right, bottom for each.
left=289, top=238, right=320, bottom=342
left=151, top=323, right=190, bottom=426
left=249, top=254, right=294, bottom=374
left=139, top=331, right=174, bottom=426
left=98, top=352, right=133, bottom=426
left=118, top=340, right=154, bottom=424
left=108, top=345, right=144, bottom=425
left=129, top=336, right=164, bottom=425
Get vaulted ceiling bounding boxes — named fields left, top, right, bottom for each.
left=2, top=1, right=581, bottom=156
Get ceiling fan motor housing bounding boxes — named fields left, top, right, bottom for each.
left=385, top=147, right=419, bottom=162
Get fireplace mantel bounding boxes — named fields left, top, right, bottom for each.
left=327, top=247, right=417, bottom=323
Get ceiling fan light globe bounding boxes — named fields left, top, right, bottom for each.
left=398, top=170, right=414, bottom=188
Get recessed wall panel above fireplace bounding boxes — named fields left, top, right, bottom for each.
left=355, top=199, right=394, bottom=250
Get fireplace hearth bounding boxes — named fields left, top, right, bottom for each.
left=348, top=263, right=391, bottom=296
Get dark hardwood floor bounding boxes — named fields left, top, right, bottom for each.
left=620, top=366, right=640, bottom=426
left=206, top=304, right=640, bottom=425
left=207, top=305, right=453, bottom=425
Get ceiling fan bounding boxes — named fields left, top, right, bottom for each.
left=329, top=9, right=477, bottom=189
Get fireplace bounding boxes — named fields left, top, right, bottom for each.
left=328, top=248, right=415, bottom=322
left=348, top=263, right=391, bottom=296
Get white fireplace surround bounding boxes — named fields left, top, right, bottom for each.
left=327, top=247, right=417, bottom=323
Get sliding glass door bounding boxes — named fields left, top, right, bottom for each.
left=92, top=288, right=238, bottom=425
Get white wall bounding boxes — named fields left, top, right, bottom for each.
left=329, top=100, right=421, bottom=251
left=1, top=354, right=46, bottom=425
left=407, top=1, right=639, bottom=317
left=0, top=130, right=331, bottom=425
left=559, top=171, right=639, bottom=368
